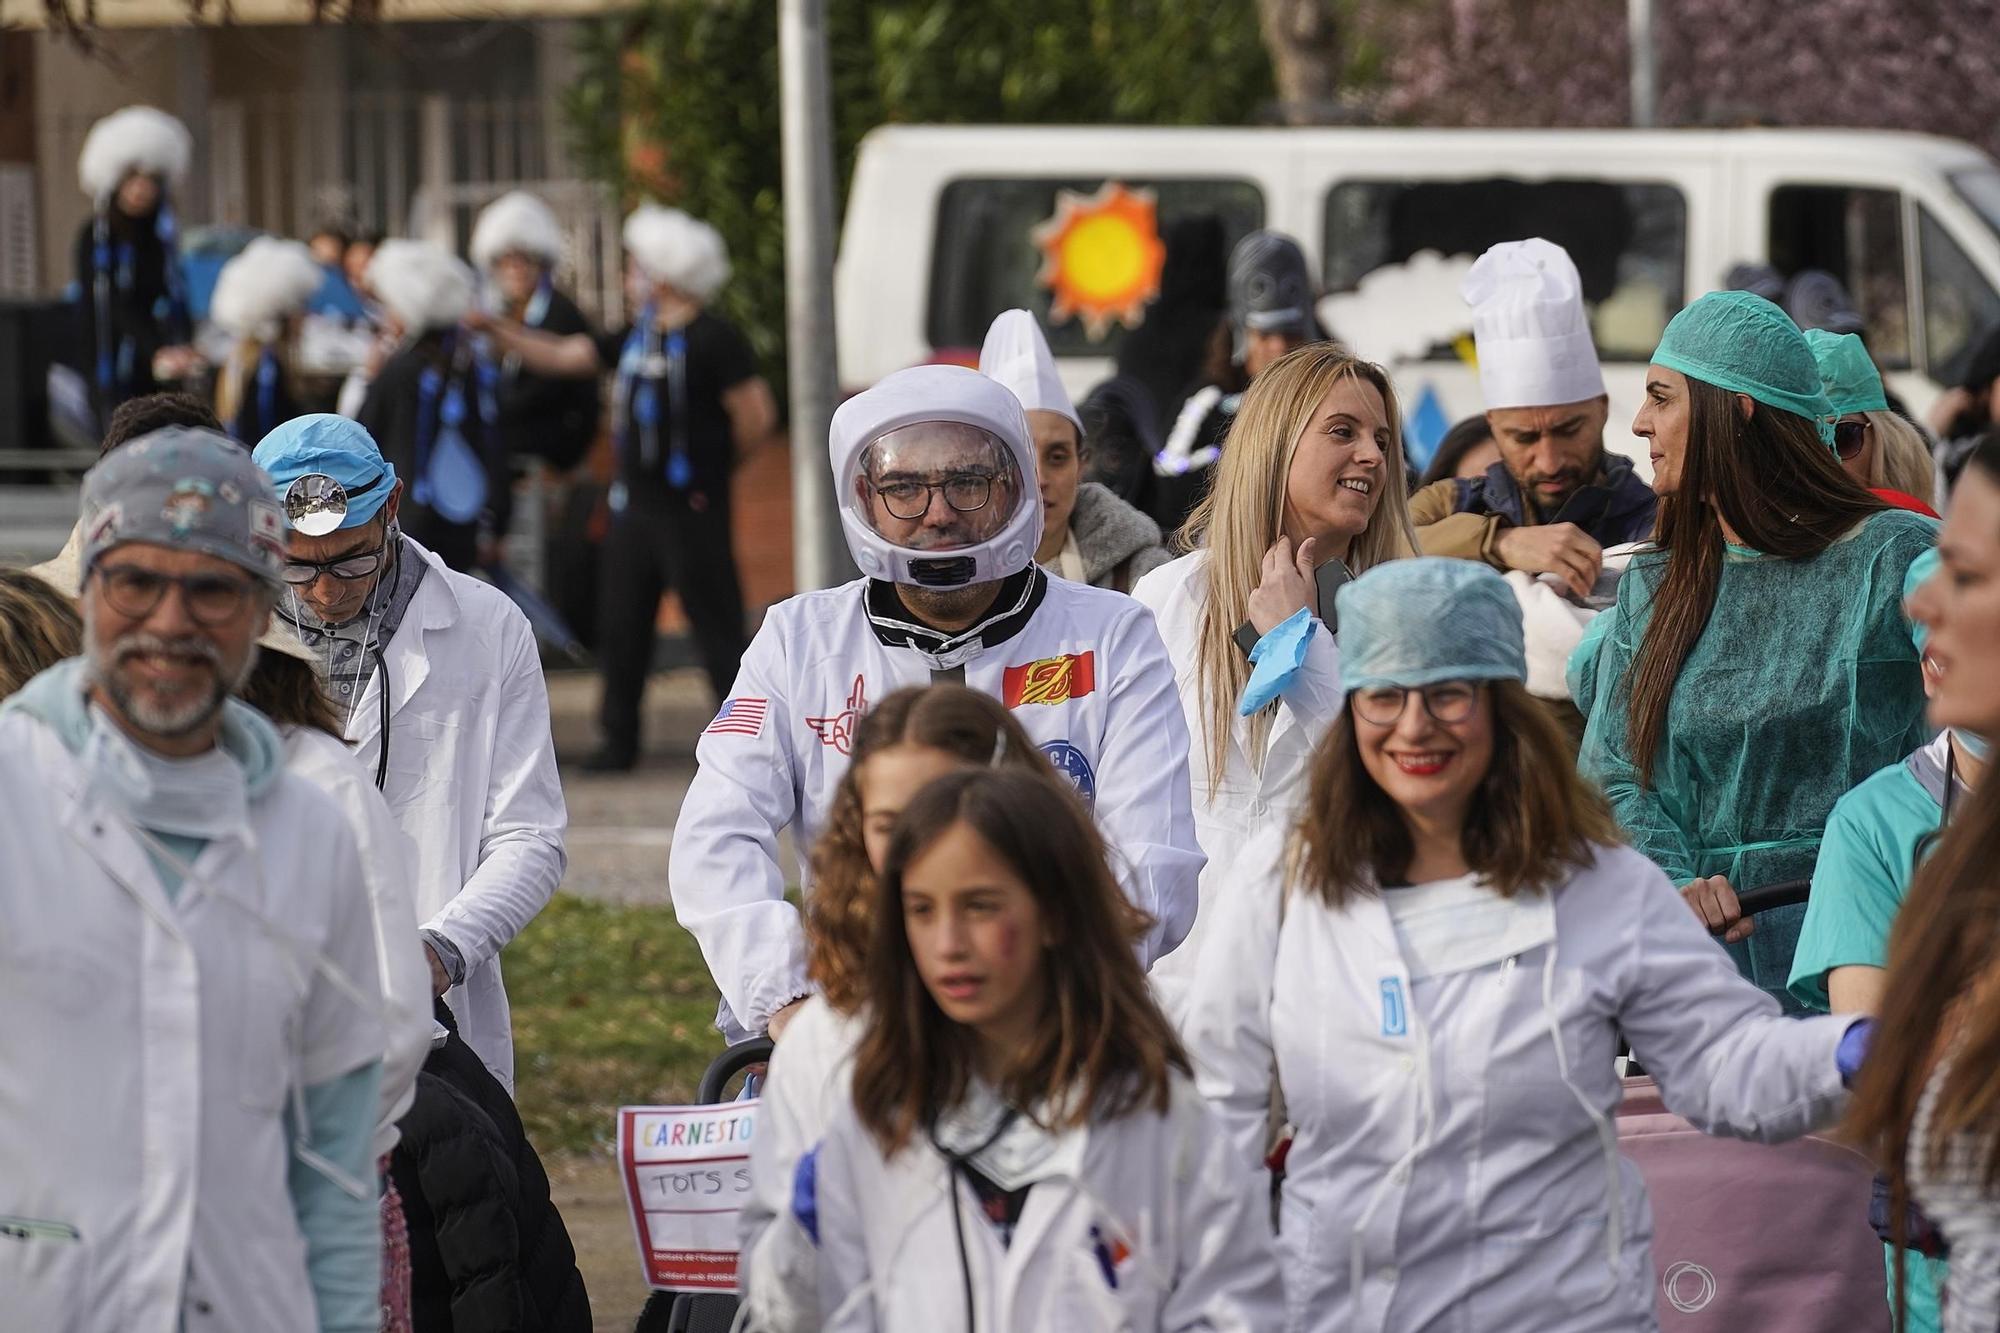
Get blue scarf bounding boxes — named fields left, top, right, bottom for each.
left=90, top=195, right=190, bottom=400
left=613, top=306, right=692, bottom=489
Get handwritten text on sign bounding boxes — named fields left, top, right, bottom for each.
left=617, top=1102, right=759, bottom=1292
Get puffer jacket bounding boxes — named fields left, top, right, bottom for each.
left=1060, top=481, right=1173, bottom=592
left=391, top=1004, right=590, bottom=1332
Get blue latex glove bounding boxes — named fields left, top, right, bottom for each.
left=791, top=1145, right=821, bottom=1246
left=1837, top=1018, right=1875, bottom=1088
left=1238, top=608, right=1316, bottom=717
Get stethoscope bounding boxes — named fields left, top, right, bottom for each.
left=368, top=646, right=391, bottom=790
left=927, top=1104, right=1021, bottom=1333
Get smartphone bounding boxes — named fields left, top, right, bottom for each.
left=1235, top=558, right=1354, bottom=658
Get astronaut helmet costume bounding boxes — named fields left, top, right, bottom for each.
left=830, top=364, right=1041, bottom=590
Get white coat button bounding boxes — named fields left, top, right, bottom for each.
left=1379, top=1266, right=1398, bottom=1284
left=1399, top=1055, right=1415, bottom=1071
left=1391, top=1164, right=1410, bottom=1185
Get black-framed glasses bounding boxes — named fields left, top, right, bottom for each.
left=94, top=563, right=257, bottom=626
left=281, top=536, right=390, bottom=587
left=1833, top=418, right=1869, bottom=462
left=1352, top=680, right=1481, bottom=727
left=869, top=472, right=996, bottom=521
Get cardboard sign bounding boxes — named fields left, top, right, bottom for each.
left=617, top=1101, right=760, bottom=1292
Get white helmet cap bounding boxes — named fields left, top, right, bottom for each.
left=829, top=364, right=1041, bottom=589
left=78, top=106, right=192, bottom=203
left=365, top=239, right=476, bottom=333
left=977, top=308, right=1081, bottom=433
left=470, top=190, right=564, bottom=272
left=623, top=204, right=731, bottom=302
left=211, top=238, right=325, bottom=341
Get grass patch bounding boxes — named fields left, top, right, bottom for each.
left=505, top=893, right=725, bottom=1156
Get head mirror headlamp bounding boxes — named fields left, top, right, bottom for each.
left=283, top=470, right=384, bottom=537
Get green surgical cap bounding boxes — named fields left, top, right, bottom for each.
left=1805, top=328, right=1890, bottom=418
left=1336, top=558, right=1526, bottom=692
left=1651, top=290, right=1836, bottom=430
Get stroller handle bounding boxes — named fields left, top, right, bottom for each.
left=696, top=1036, right=774, bottom=1104
left=1721, top=878, right=1811, bottom=925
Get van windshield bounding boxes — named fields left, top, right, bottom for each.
left=1951, top=167, right=2000, bottom=242
left=1322, top=178, right=1687, bottom=362
left=925, top=177, right=1266, bottom=358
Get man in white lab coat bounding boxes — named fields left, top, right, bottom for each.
left=670, top=364, right=1203, bottom=1041
left=0, top=427, right=386, bottom=1333
left=254, top=413, right=568, bottom=1093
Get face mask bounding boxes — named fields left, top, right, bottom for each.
left=82, top=704, right=248, bottom=840
left=1954, top=729, right=1993, bottom=763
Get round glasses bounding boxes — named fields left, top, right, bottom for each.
left=869, top=471, right=996, bottom=521
left=1352, top=680, right=1480, bottom=727
left=1833, top=418, right=1870, bottom=462
left=95, top=563, right=257, bottom=626
left=282, top=538, right=389, bottom=587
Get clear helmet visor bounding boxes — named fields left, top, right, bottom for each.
left=843, top=421, right=1027, bottom=556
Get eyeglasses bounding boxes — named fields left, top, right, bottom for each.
left=94, top=563, right=258, bottom=626
left=1833, top=419, right=1870, bottom=462
left=1352, top=681, right=1481, bottom=727
left=869, top=472, right=996, bottom=521
left=282, top=537, right=389, bottom=587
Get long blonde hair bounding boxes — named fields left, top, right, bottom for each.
left=1867, top=410, right=1938, bottom=508
left=1181, top=342, right=1416, bottom=790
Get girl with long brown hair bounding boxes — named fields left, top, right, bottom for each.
left=1848, top=435, right=2000, bottom=1333
left=1185, top=557, right=1859, bottom=1332
left=1133, top=341, right=1416, bottom=1017
left=737, top=685, right=1062, bottom=1332
left=809, top=768, right=1280, bottom=1330
left=1576, top=291, right=1934, bottom=1005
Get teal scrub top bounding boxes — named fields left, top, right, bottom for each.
left=1577, top=509, right=1936, bottom=999
left=1788, top=734, right=1952, bottom=1009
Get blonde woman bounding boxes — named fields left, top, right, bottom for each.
left=1134, top=342, right=1415, bottom=1016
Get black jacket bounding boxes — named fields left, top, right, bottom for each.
left=1451, top=452, right=1658, bottom=549
left=390, top=1005, right=591, bottom=1333
left=497, top=286, right=600, bottom=473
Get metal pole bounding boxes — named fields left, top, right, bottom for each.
left=779, top=0, right=849, bottom=591
left=1628, top=0, right=1657, bottom=129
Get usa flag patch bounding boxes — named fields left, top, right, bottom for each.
left=704, top=697, right=768, bottom=738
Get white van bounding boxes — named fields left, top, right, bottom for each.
left=835, top=125, right=2000, bottom=470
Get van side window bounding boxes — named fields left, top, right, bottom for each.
left=1766, top=185, right=1910, bottom=369
left=925, top=178, right=1266, bottom=357
left=1320, top=178, right=1686, bottom=361
left=1918, top=208, right=2000, bottom=387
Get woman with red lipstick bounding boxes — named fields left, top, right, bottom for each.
left=737, top=685, right=1053, bottom=1333
left=808, top=769, right=1282, bottom=1331
left=1576, top=290, right=1934, bottom=1009
left=1185, top=557, right=1861, bottom=1333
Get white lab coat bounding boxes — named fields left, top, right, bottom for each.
left=0, top=710, right=385, bottom=1333
left=737, top=995, right=868, bottom=1331
left=284, top=725, right=435, bottom=1159
left=814, top=1073, right=1283, bottom=1332
left=669, top=573, right=1203, bottom=1038
left=1131, top=551, right=1344, bottom=1021
left=1183, top=828, right=1851, bottom=1333
left=345, top=540, right=568, bottom=1093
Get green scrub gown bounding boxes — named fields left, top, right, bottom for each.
left=1576, top=509, right=1935, bottom=1005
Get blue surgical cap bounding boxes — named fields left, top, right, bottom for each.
left=1651, top=290, right=1836, bottom=431
left=252, top=414, right=398, bottom=531
left=1336, top=558, right=1527, bottom=692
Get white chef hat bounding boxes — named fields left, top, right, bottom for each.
left=365, top=239, right=476, bottom=334
left=470, top=190, right=564, bottom=271
left=1462, top=238, right=1606, bottom=411
left=976, top=308, right=1081, bottom=433
left=211, top=238, right=325, bottom=341
left=78, top=106, right=192, bottom=203
left=623, top=204, right=731, bottom=303
left=828, top=364, right=1040, bottom=589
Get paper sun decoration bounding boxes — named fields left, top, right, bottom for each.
left=1031, top=182, right=1167, bottom=342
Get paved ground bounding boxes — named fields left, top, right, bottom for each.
left=547, top=664, right=797, bottom=907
